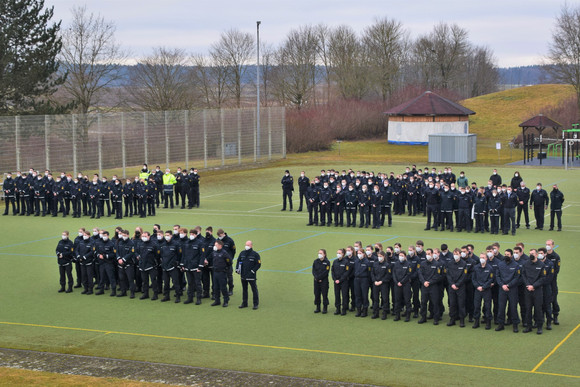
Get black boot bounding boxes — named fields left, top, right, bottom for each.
left=161, top=295, right=170, bottom=302
left=553, top=315, right=559, bottom=325
left=447, top=319, right=456, bottom=326
left=355, top=307, right=362, bottom=317
left=404, top=312, right=411, bottom=322
left=95, top=289, right=104, bottom=295
left=459, top=318, right=465, bottom=327
left=117, top=291, right=127, bottom=297
left=110, top=289, right=117, bottom=297
left=334, top=307, right=341, bottom=315
left=361, top=308, right=368, bottom=317
left=66, top=285, right=73, bottom=293
left=546, top=320, right=552, bottom=330
left=537, top=325, right=543, bottom=335
left=372, top=310, right=379, bottom=319
left=130, top=291, right=135, bottom=299
left=151, top=293, right=158, bottom=301
left=140, top=292, right=149, bottom=300
left=196, top=298, right=202, bottom=305
left=485, top=320, right=491, bottom=330
left=418, top=316, right=427, bottom=324
left=495, top=324, right=505, bottom=331
left=322, top=305, right=327, bottom=314
left=381, top=310, right=388, bottom=320
left=394, top=313, right=401, bottom=321
left=513, top=324, right=519, bottom=333
left=341, top=308, right=347, bottom=316
left=184, top=297, right=193, bottom=304
left=58, top=286, right=65, bottom=293
left=314, top=304, right=321, bottom=313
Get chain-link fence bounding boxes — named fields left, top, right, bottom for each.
left=0, top=107, right=286, bottom=177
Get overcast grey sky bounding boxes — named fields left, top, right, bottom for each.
left=46, top=0, right=571, bottom=67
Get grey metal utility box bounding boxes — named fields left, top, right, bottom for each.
left=428, top=133, right=477, bottom=163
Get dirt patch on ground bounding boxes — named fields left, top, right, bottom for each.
left=0, top=348, right=375, bottom=386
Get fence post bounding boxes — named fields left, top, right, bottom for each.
left=44, top=115, right=50, bottom=170
left=97, top=113, right=103, bottom=177
left=282, top=107, right=286, bottom=159
left=268, top=107, right=272, bottom=161
left=184, top=110, right=189, bottom=170
left=121, top=112, right=126, bottom=178
left=143, top=111, right=148, bottom=165
left=165, top=111, right=170, bottom=168
left=237, top=109, right=242, bottom=165
left=15, top=116, right=21, bottom=172
left=72, top=114, right=78, bottom=177
left=203, top=109, right=208, bottom=168
left=220, top=109, right=225, bottom=166
left=253, top=108, right=257, bottom=162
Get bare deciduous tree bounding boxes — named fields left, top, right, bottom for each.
left=545, top=4, right=580, bottom=111
left=59, top=5, right=126, bottom=114
left=191, top=52, right=231, bottom=108
left=126, top=47, right=193, bottom=111
left=210, top=28, right=255, bottom=108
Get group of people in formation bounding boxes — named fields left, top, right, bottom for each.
left=312, top=239, right=561, bottom=334
left=54, top=225, right=261, bottom=309
left=2, top=163, right=201, bottom=219
left=281, top=166, right=565, bottom=233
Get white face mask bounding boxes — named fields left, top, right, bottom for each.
left=318, top=253, right=323, bottom=259
left=300, top=174, right=304, bottom=177
left=245, top=245, right=251, bottom=250
left=536, top=186, right=541, bottom=191
left=61, top=235, right=67, bottom=240
left=179, top=233, right=186, bottom=239
left=415, top=246, right=422, bottom=252
left=433, top=254, right=439, bottom=260
left=398, top=256, right=405, bottom=263
left=157, top=235, right=163, bottom=240
left=460, top=252, right=467, bottom=258
left=122, top=235, right=128, bottom=241
left=426, top=255, right=433, bottom=262
left=378, top=256, right=384, bottom=263
left=394, top=247, right=400, bottom=254
left=515, top=173, right=519, bottom=177
left=78, top=232, right=83, bottom=237
left=213, top=245, right=218, bottom=251
left=99, top=234, right=103, bottom=239
left=141, top=237, right=148, bottom=242
left=93, top=231, right=98, bottom=236
left=102, top=236, right=109, bottom=241
left=538, top=254, right=545, bottom=260
left=546, top=245, right=552, bottom=251
left=486, top=252, right=493, bottom=258
left=83, top=235, right=89, bottom=240
left=492, top=193, right=497, bottom=197
left=513, top=253, right=519, bottom=259
left=357, top=253, right=364, bottom=259
left=346, top=251, right=352, bottom=257
left=365, top=250, right=372, bottom=256
left=480, top=258, right=486, bottom=265
left=173, top=230, right=178, bottom=235
left=453, top=255, right=460, bottom=262
left=189, top=235, right=196, bottom=240
left=407, top=251, right=414, bottom=256
left=165, top=236, right=171, bottom=242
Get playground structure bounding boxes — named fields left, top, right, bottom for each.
left=519, top=114, right=580, bottom=166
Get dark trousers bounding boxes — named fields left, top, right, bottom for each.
left=474, top=213, right=485, bottom=232
left=420, top=284, right=440, bottom=320
left=141, top=269, right=158, bottom=296
left=372, top=282, right=389, bottom=312
left=19, top=195, right=29, bottom=215
left=359, top=206, right=370, bottom=227
left=490, top=214, right=500, bottom=233
left=411, top=278, right=421, bottom=312
left=517, top=203, right=529, bottom=227
left=518, top=284, right=527, bottom=324
left=192, top=186, right=200, bottom=207
left=448, top=285, right=466, bottom=320
left=124, top=198, right=133, bottom=216
left=534, top=206, right=545, bottom=228
left=465, top=283, right=475, bottom=317
left=320, top=203, right=331, bottom=224
left=35, top=197, right=46, bottom=215
left=242, top=279, right=259, bottom=306
left=524, top=287, right=544, bottom=327
left=440, top=211, right=453, bottom=230
left=74, top=261, right=82, bottom=285
left=473, top=288, right=492, bottom=321
left=118, top=265, right=135, bottom=294
left=334, top=204, right=344, bottom=226
left=407, top=194, right=417, bottom=215
left=371, top=206, right=381, bottom=228
left=282, top=190, right=293, bottom=210
left=113, top=201, right=122, bottom=218
left=59, top=265, right=73, bottom=288
left=227, top=265, right=234, bottom=292
left=543, top=283, right=553, bottom=323
left=491, top=283, right=499, bottom=320
left=307, top=202, right=319, bottom=224
left=179, top=189, right=187, bottom=208
left=213, top=271, right=229, bottom=303
left=426, top=205, right=439, bottom=229
left=348, top=276, right=355, bottom=309
left=90, top=197, right=99, bottom=217
left=163, top=192, right=174, bottom=208
left=99, top=262, right=116, bottom=289
left=174, top=185, right=180, bottom=205
left=394, top=282, right=411, bottom=314
left=498, top=287, right=520, bottom=325
left=334, top=280, right=349, bottom=310
left=550, top=210, right=562, bottom=230
left=3, top=197, right=16, bottom=214
left=458, top=209, right=471, bottom=231
left=298, top=190, right=306, bottom=210
left=346, top=207, right=357, bottom=226
left=163, top=269, right=181, bottom=297
left=147, top=197, right=155, bottom=215
left=314, top=278, right=329, bottom=307
left=81, top=264, right=94, bottom=292
left=380, top=205, right=392, bottom=226
left=185, top=270, right=203, bottom=300
left=71, top=197, right=81, bottom=217
left=503, top=207, right=516, bottom=233
left=201, top=267, right=214, bottom=297
left=353, top=277, right=369, bottom=308
left=552, top=276, right=560, bottom=317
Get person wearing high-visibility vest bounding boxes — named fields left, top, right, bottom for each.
left=139, top=164, right=151, bottom=186
left=162, top=169, right=177, bottom=209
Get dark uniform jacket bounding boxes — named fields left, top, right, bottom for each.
left=281, top=175, right=294, bottom=191
left=56, top=238, right=74, bottom=266
left=159, top=238, right=181, bottom=271
left=392, top=259, right=412, bottom=284
left=298, top=176, right=310, bottom=192
left=440, top=190, right=455, bottom=211
left=236, top=248, right=261, bottom=280
left=312, top=257, right=331, bottom=281
left=521, top=258, right=546, bottom=289
left=371, top=260, right=392, bottom=283
left=76, top=238, right=94, bottom=265
left=550, top=189, right=564, bottom=210
left=446, top=259, right=467, bottom=288
left=496, top=259, right=520, bottom=288
left=137, top=239, right=158, bottom=271
left=181, top=236, right=205, bottom=271
left=472, top=264, right=494, bottom=289
left=418, top=259, right=441, bottom=285
left=331, top=257, right=350, bottom=283
left=546, top=251, right=561, bottom=277
left=95, top=239, right=116, bottom=263
left=117, top=238, right=136, bottom=266
left=220, top=234, right=236, bottom=259
left=204, top=234, right=217, bottom=268
left=530, top=189, right=549, bottom=207
left=212, top=248, right=232, bottom=273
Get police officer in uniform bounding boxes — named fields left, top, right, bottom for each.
left=306, top=182, right=320, bottom=226
left=545, top=239, right=560, bottom=325
left=549, top=184, right=564, bottom=231
left=159, top=230, right=182, bottom=303
left=137, top=231, right=159, bottom=300
left=530, top=183, right=549, bottom=230
left=94, top=231, right=117, bottom=296
left=236, top=240, right=261, bottom=309
left=162, top=168, right=177, bottom=208
left=446, top=249, right=467, bottom=327
left=2, top=172, right=17, bottom=215
left=393, top=251, right=413, bottom=322
left=503, top=185, right=518, bottom=235
left=538, top=248, right=554, bottom=330
left=488, top=189, right=501, bottom=234
left=56, top=231, right=75, bottom=293
left=380, top=180, right=393, bottom=227
left=496, top=249, right=521, bottom=332
left=77, top=230, right=95, bottom=294
left=516, top=181, right=530, bottom=229
left=418, top=249, right=441, bottom=325
left=522, top=249, right=546, bottom=334
left=190, top=168, right=201, bottom=208
left=180, top=229, right=205, bottom=305
left=471, top=253, right=494, bottom=329
left=312, top=249, right=330, bottom=314
left=371, top=251, right=391, bottom=320
left=297, top=171, right=309, bottom=212
left=281, top=170, right=294, bottom=211
left=123, top=179, right=133, bottom=217
left=331, top=249, right=349, bottom=315
left=345, top=183, right=358, bottom=227
left=211, top=239, right=231, bottom=307
left=111, top=179, right=123, bottom=219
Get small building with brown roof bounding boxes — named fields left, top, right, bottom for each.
left=384, top=91, right=476, bottom=145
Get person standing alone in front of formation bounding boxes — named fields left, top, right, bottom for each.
left=281, top=170, right=294, bottom=211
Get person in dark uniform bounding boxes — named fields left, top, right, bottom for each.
left=179, top=170, right=190, bottom=209
left=72, top=228, right=84, bottom=287
left=202, top=227, right=216, bottom=298
left=530, top=183, right=549, bottom=230
left=306, top=182, right=320, bottom=226
left=174, top=167, right=183, bottom=207
left=159, top=230, right=182, bottom=303
left=333, top=185, right=345, bottom=227
left=490, top=169, right=502, bottom=187
left=312, top=249, right=330, bottom=314
left=123, top=179, right=133, bottom=217
left=446, top=249, right=467, bottom=327
left=471, top=253, right=494, bottom=329
left=473, top=187, right=487, bottom=233
left=370, top=185, right=382, bottom=229
left=111, top=179, right=123, bottom=219
left=137, top=231, right=159, bottom=300
left=217, top=229, right=236, bottom=295
left=116, top=230, right=136, bottom=297
left=418, top=249, right=441, bottom=325
left=406, top=176, right=419, bottom=216
left=488, top=189, right=501, bottom=234
left=331, top=248, right=350, bottom=315
left=94, top=231, right=117, bottom=296
left=545, top=239, right=560, bottom=325
left=393, top=251, right=412, bottom=322
left=318, top=181, right=331, bottom=226
left=33, top=174, right=47, bottom=216
left=522, top=249, right=546, bottom=334
left=345, top=183, right=358, bottom=227
left=16, top=171, right=30, bottom=216
left=153, top=166, right=163, bottom=207
left=424, top=182, right=440, bottom=231
left=503, top=185, right=518, bottom=235
left=549, top=184, right=564, bottom=231
left=516, top=181, right=530, bottom=229
left=76, top=230, right=95, bottom=294
left=70, top=178, right=82, bottom=218
left=146, top=177, right=157, bottom=216
left=189, top=168, right=201, bottom=208
left=496, top=249, right=521, bottom=332
left=371, top=251, right=391, bottom=320
left=211, top=239, right=231, bottom=307
left=2, top=172, right=17, bottom=215
left=358, top=184, right=371, bottom=228
left=56, top=231, right=75, bottom=293
left=538, top=248, right=554, bottom=330
left=100, top=176, right=112, bottom=217
left=180, top=229, right=205, bottom=305
left=297, top=171, right=309, bottom=212
left=439, top=185, right=455, bottom=231
left=456, top=187, right=473, bottom=232
left=236, top=240, right=261, bottom=309
left=380, top=180, right=393, bottom=227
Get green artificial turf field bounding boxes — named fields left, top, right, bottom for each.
left=0, top=164, right=579, bottom=386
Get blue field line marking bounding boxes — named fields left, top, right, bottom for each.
left=261, top=269, right=310, bottom=275
left=380, top=236, right=399, bottom=243
left=0, top=236, right=59, bottom=249
left=549, top=179, right=567, bottom=186
left=0, top=253, right=53, bottom=257
left=229, top=228, right=257, bottom=237
left=257, top=232, right=326, bottom=253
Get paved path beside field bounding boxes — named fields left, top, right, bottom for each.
left=0, top=348, right=376, bottom=386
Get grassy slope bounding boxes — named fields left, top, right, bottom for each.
left=0, top=164, right=579, bottom=387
